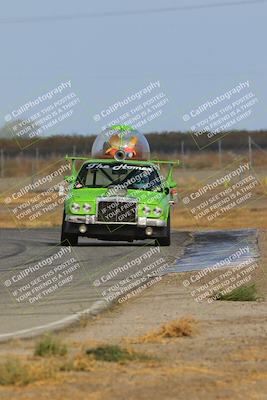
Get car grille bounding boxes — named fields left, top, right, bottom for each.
left=97, top=199, right=137, bottom=223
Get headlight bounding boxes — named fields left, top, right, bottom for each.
left=83, top=203, right=92, bottom=212
left=153, top=207, right=162, bottom=216
left=70, top=202, right=80, bottom=213
left=142, top=205, right=151, bottom=215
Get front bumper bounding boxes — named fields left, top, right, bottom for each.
left=64, top=214, right=168, bottom=240
left=65, top=214, right=167, bottom=227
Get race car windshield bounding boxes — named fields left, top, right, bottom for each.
left=75, top=163, right=163, bottom=191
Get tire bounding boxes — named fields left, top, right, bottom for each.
left=60, top=211, right=78, bottom=246
left=156, top=214, right=171, bottom=246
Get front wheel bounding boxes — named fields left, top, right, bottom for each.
left=61, top=211, right=78, bottom=246
left=156, top=214, right=171, bottom=246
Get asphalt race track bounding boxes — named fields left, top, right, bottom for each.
left=0, top=228, right=258, bottom=341
left=0, top=228, right=190, bottom=341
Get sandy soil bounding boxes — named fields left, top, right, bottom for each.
left=0, top=232, right=266, bottom=399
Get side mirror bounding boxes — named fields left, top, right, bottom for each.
left=164, top=181, right=176, bottom=194
left=64, top=175, right=75, bottom=183
left=164, top=187, right=170, bottom=195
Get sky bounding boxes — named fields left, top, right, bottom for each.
left=0, top=0, right=266, bottom=136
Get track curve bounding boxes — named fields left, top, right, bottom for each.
left=0, top=228, right=258, bottom=341
left=0, top=228, right=190, bottom=340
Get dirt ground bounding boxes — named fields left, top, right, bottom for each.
left=0, top=231, right=266, bottom=400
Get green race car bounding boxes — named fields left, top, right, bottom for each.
left=61, top=125, right=178, bottom=246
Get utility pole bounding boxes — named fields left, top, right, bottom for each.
left=0, top=149, right=4, bottom=178
left=248, top=136, right=252, bottom=167
left=218, top=139, right=222, bottom=168
left=35, top=147, right=39, bottom=172
left=181, top=140, right=185, bottom=169
left=31, top=156, right=35, bottom=185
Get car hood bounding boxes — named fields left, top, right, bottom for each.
left=70, top=187, right=166, bottom=205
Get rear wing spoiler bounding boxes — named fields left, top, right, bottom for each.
left=65, top=156, right=179, bottom=186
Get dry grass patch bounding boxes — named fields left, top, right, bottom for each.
left=136, top=317, right=198, bottom=343
left=58, top=353, right=96, bottom=372
left=0, top=353, right=96, bottom=386
left=0, top=357, right=56, bottom=386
